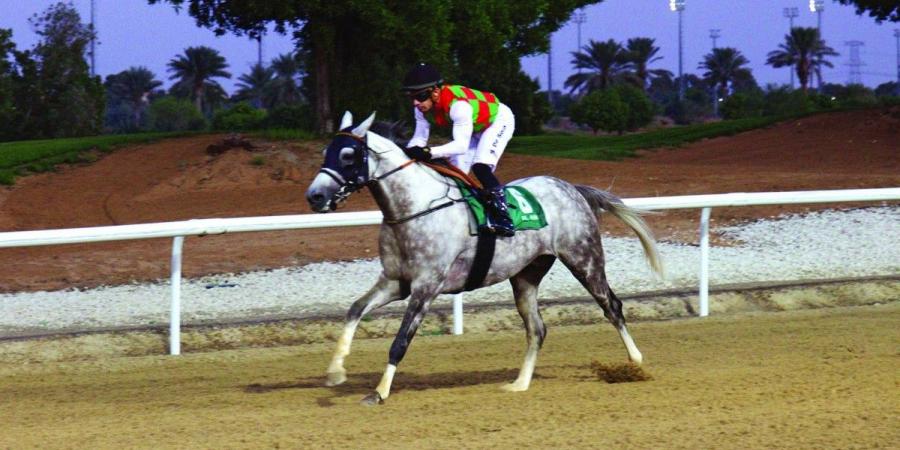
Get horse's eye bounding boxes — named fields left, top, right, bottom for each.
left=340, top=148, right=356, bottom=166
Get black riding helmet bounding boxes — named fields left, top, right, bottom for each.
left=401, top=63, right=443, bottom=92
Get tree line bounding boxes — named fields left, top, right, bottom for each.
left=559, top=25, right=898, bottom=134
left=1, top=1, right=898, bottom=143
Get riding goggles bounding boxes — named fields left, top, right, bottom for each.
left=408, top=88, right=434, bottom=102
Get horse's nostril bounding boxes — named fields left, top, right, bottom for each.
left=308, top=192, right=325, bottom=204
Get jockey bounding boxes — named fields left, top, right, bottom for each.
left=400, top=63, right=516, bottom=237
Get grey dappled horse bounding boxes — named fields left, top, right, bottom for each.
left=306, top=112, right=663, bottom=405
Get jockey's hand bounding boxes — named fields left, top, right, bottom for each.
left=405, top=146, right=432, bottom=161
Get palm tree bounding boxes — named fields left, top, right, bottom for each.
left=105, top=67, right=162, bottom=129
left=624, top=37, right=673, bottom=90
left=270, top=52, right=305, bottom=105
left=167, top=46, right=231, bottom=113
left=564, top=39, right=630, bottom=94
left=699, top=47, right=752, bottom=100
left=234, top=63, right=275, bottom=109
left=766, top=27, right=838, bottom=93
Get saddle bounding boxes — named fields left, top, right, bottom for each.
left=421, top=160, right=482, bottom=190
left=422, top=160, right=547, bottom=235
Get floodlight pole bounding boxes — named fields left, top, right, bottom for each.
left=547, top=43, right=553, bottom=107
left=710, top=29, right=721, bottom=117
left=90, top=0, right=96, bottom=77
left=709, top=29, right=720, bottom=49
left=574, top=10, right=587, bottom=73
left=810, top=0, right=824, bottom=31
left=894, top=29, right=900, bottom=95
left=257, top=35, right=263, bottom=66
left=783, top=7, right=799, bottom=88
left=810, top=1, right=825, bottom=90
left=670, top=1, right=686, bottom=101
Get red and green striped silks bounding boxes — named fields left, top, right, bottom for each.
left=433, top=85, right=500, bottom=132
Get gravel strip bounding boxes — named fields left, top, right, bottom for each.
left=1, top=207, right=897, bottom=334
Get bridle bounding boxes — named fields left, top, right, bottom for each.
left=317, top=132, right=462, bottom=223
left=317, top=132, right=416, bottom=211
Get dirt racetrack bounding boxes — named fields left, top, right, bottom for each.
left=1, top=304, right=897, bottom=449
left=0, top=107, right=898, bottom=292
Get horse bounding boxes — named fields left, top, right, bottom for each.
left=305, top=111, right=663, bottom=405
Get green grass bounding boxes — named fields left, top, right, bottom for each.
left=509, top=115, right=793, bottom=160
left=0, top=131, right=194, bottom=185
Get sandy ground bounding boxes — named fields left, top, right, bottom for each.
left=0, top=303, right=896, bottom=449
left=0, top=107, right=897, bottom=292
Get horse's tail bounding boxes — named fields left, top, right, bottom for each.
left=574, top=185, right=664, bottom=278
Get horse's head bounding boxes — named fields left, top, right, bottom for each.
left=306, top=111, right=378, bottom=212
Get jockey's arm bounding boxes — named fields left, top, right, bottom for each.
left=406, top=108, right=430, bottom=148
left=428, top=101, right=473, bottom=159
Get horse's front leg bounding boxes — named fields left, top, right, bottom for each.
left=326, top=274, right=408, bottom=386
left=361, top=285, right=438, bottom=405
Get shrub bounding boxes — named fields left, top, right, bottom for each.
left=148, top=97, right=207, bottom=132
left=721, top=92, right=765, bottom=120
left=0, top=170, right=14, bottom=185
left=570, top=89, right=627, bottom=134
left=836, top=84, right=877, bottom=108
left=213, top=102, right=268, bottom=131
left=877, top=96, right=900, bottom=107
left=613, top=84, right=656, bottom=131
left=763, top=86, right=814, bottom=116
left=263, top=104, right=314, bottom=130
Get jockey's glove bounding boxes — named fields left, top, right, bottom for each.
left=405, top=146, right=432, bottom=162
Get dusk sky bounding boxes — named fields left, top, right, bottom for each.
left=1, top=0, right=897, bottom=94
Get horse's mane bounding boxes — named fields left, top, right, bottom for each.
left=369, top=120, right=410, bottom=149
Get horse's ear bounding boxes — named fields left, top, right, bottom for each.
left=339, top=111, right=353, bottom=131
left=351, top=111, right=376, bottom=138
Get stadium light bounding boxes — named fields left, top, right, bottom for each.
left=810, top=1, right=824, bottom=30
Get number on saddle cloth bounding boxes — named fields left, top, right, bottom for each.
left=454, top=180, right=548, bottom=235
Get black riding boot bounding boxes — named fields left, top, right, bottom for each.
left=482, top=186, right=516, bottom=237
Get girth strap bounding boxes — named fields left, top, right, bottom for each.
left=463, top=231, right=496, bottom=291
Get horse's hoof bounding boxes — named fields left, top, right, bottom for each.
left=359, top=392, right=384, bottom=406
left=325, top=370, right=347, bottom=387
left=500, top=381, right=529, bottom=392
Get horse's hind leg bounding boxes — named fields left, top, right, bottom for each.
left=326, top=274, right=408, bottom=386
left=503, top=255, right=556, bottom=392
left=559, top=247, right=643, bottom=365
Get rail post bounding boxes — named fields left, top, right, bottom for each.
left=452, top=294, right=463, bottom=335
left=169, top=236, right=184, bottom=355
left=699, top=207, right=712, bottom=317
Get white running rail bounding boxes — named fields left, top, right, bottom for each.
left=1, top=188, right=898, bottom=354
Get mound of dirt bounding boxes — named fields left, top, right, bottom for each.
left=0, top=107, right=897, bottom=292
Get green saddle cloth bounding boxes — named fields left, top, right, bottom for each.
left=455, top=180, right=548, bottom=234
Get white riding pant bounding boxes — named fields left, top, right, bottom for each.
left=450, top=103, right=516, bottom=173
